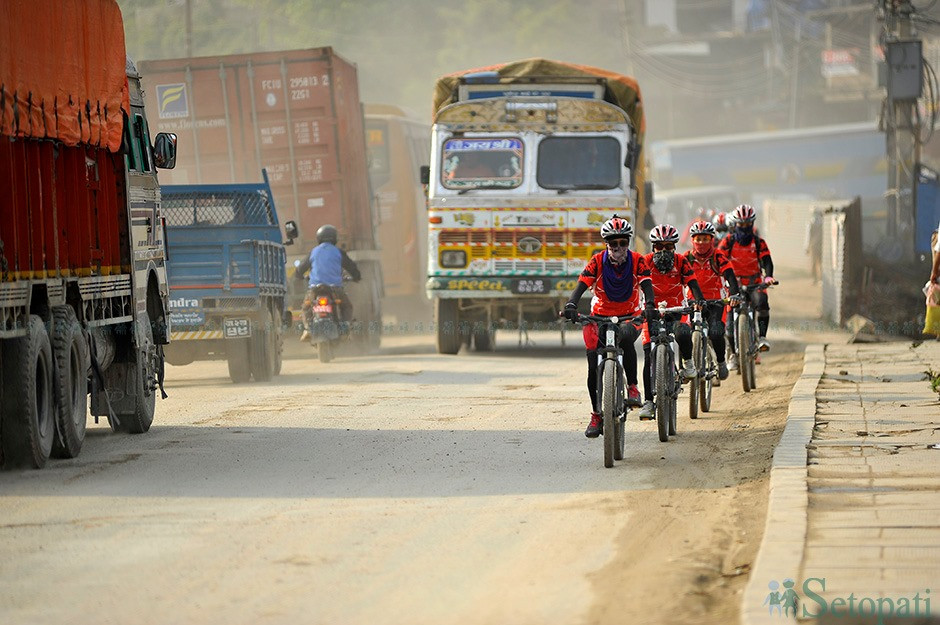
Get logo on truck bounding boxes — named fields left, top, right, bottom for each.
left=156, top=84, right=189, bottom=119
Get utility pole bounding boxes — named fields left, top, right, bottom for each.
left=185, top=0, right=193, bottom=58
left=880, top=0, right=922, bottom=264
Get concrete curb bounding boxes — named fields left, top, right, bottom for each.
left=740, top=344, right=825, bottom=625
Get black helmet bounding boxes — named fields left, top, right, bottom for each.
left=316, top=224, right=338, bottom=244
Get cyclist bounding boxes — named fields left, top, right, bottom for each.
left=563, top=215, right=655, bottom=438
left=712, top=211, right=730, bottom=241
left=718, top=204, right=776, bottom=369
left=637, top=224, right=706, bottom=420
left=683, top=220, right=741, bottom=381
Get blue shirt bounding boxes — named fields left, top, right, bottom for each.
left=309, top=243, right=343, bottom=287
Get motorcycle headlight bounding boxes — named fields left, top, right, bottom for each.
left=440, top=249, right=468, bottom=268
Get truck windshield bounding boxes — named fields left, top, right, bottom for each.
left=441, top=138, right=523, bottom=190
left=537, top=137, right=621, bottom=191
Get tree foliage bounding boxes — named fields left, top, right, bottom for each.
left=118, top=0, right=631, bottom=119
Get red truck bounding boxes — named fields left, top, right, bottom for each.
left=139, top=49, right=383, bottom=340
left=0, top=0, right=177, bottom=468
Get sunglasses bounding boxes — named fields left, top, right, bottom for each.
left=652, top=242, right=676, bottom=251
left=607, top=239, right=630, bottom=249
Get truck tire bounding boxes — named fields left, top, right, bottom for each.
left=111, top=311, right=156, bottom=434
left=227, top=338, right=251, bottom=383
left=435, top=299, right=462, bottom=355
left=50, top=306, right=89, bottom=459
left=1, top=315, right=55, bottom=468
left=250, top=307, right=275, bottom=382
left=272, top=304, right=284, bottom=376
left=473, top=326, right=495, bottom=352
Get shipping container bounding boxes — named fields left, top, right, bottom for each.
left=139, top=48, right=375, bottom=256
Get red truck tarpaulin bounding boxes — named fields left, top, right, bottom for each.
left=0, top=0, right=129, bottom=152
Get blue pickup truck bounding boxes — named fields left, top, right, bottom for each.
left=161, top=173, right=296, bottom=383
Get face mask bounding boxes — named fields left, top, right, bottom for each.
left=692, top=240, right=713, bottom=257
left=734, top=225, right=754, bottom=243
left=652, top=250, right=675, bottom=273
left=606, top=245, right=628, bottom=264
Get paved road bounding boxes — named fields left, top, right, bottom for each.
left=0, top=328, right=805, bottom=625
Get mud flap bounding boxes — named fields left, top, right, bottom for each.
left=156, top=343, right=168, bottom=399
left=88, top=337, right=120, bottom=429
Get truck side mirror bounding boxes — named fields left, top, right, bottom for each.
left=419, top=165, right=430, bottom=185
left=645, top=180, right=654, bottom=205
left=153, top=132, right=178, bottom=170
left=284, top=220, right=299, bottom=245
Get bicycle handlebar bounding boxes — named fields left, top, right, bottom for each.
left=567, top=312, right=646, bottom=326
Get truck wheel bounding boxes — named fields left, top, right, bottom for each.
left=1, top=315, right=56, bottom=468
left=250, top=307, right=275, bottom=382
left=226, top=338, right=251, bottom=383
left=50, top=306, right=89, bottom=458
left=473, top=326, right=495, bottom=352
left=435, top=299, right=462, bottom=355
left=111, top=311, right=156, bottom=434
left=368, top=307, right=382, bottom=351
left=272, top=305, right=284, bottom=376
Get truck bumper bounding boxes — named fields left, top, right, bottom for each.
left=426, top=276, right=579, bottom=299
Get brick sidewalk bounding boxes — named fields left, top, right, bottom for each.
left=743, top=341, right=940, bottom=625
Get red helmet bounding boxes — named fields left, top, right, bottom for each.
left=649, top=224, right=680, bottom=244
left=689, top=220, right=717, bottom=238
left=732, top=204, right=756, bottom=224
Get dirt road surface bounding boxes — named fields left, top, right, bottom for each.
left=0, top=273, right=836, bottom=625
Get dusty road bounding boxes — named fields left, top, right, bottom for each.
left=0, top=275, right=833, bottom=625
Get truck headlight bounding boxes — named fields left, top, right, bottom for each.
left=440, top=249, right=468, bottom=268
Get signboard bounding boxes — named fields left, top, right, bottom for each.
left=822, top=49, right=860, bottom=78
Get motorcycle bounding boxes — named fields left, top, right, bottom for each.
left=303, top=283, right=349, bottom=363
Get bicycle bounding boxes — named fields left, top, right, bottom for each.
left=728, top=281, right=776, bottom=393
left=688, top=300, right=722, bottom=419
left=565, top=312, right=644, bottom=468
left=649, top=304, right=691, bottom=442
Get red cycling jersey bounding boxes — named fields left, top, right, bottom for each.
left=684, top=248, right=732, bottom=300
left=718, top=235, right=772, bottom=285
left=644, top=252, right=696, bottom=308
left=577, top=250, right=651, bottom=316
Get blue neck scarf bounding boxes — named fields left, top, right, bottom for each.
left=601, top=250, right=634, bottom=302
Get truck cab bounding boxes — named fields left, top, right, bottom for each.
left=425, top=65, right=646, bottom=353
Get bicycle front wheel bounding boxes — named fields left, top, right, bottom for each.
left=737, top=311, right=752, bottom=393
left=701, top=344, right=714, bottom=412
left=655, top=343, right=671, bottom=442
left=689, top=330, right=702, bottom=419
left=602, top=359, right=617, bottom=468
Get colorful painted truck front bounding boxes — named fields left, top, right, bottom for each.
left=0, top=0, right=177, bottom=468
left=425, top=59, right=649, bottom=353
left=161, top=173, right=292, bottom=383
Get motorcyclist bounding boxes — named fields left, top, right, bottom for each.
left=683, top=220, right=740, bottom=381
left=637, top=224, right=706, bottom=420
left=717, top=204, right=775, bottom=368
left=294, top=224, right=361, bottom=340
left=563, top=215, right=655, bottom=438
